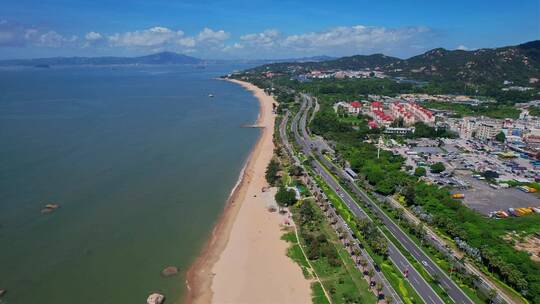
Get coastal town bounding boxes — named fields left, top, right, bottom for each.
left=1, top=1, right=539, bottom=304
left=331, top=95, right=540, bottom=219
left=222, top=39, right=540, bottom=304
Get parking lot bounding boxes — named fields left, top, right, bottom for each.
left=387, top=138, right=540, bottom=216
left=454, top=171, right=540, bottom=215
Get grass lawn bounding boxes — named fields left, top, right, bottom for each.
left=288, top=200, right=378, bottom=304
left=311, top=281, right=331, bottom=304
left=282, top=230, right=313, bottom=279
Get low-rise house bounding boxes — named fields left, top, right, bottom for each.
left=384, top=127, right=415, bottom=135
left=390, top=102, right=416, bottom=126
left=333, top=101, right=362, bottom=115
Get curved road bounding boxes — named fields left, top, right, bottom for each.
left=297, top=94, right=475, bottom=304
left=290, top=97, right=445, bottom=304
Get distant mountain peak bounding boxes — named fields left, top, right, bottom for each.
left=422, top=48, right=449, bottom=57
left=519, top=40, right=540, bottom=50
left=135, top=51, right=201, bottom=64
left=0, top=51, right=203, bottom=66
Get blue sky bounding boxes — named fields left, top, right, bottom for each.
left=0, top=0, right=538, bottom=59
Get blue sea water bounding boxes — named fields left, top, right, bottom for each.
left=0, top=64, right=259, bottom=303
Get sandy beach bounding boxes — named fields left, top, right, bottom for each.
left=184, top=79, right=311, bottom=304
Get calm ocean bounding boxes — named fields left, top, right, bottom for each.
left=0, top=64, right=259, bottom=303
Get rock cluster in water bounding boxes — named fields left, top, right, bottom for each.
left=161, top=266, right=179, bottom=277
left=147, top=293, right=165, bottom=304
left=41, top=203, right=60, bottom=214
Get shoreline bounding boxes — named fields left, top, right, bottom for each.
left=183, top=79, right=265, bottom=304
left=184, top=79, right=311, bottom=304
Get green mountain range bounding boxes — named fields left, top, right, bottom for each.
left=250, top=40, right=540, bottom=86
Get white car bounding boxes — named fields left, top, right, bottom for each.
left=421, top=260, right=428, bottom=267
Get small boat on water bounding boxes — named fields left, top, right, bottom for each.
left=208, top=94, right=214, bottom=98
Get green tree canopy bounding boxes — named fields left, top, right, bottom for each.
left=289, top=165, right=304, bottom=177
left=275, top=186, right=297, bottom=207
left=265, top=159, right=280, bottom=186
left=414, top=167, right=426, bottom=177
left=430, top=162, right=446, bottom=173
left=495, top=131, right=506, bottom=143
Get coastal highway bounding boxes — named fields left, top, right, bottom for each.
left=297, top=94, right=475, bottom=304
left=289, top=97, right=445, bottom=304
left=281, top=106, right=404, bottom=303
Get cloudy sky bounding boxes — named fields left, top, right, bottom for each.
left=0, top=0, right=538, bottom=60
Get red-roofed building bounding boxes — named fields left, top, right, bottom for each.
left=368, top=120, right=378, bottom=129
left=334, top=101, right=362, bottom=115
left=371, top=101, right=383, bottom=112
left=347, top=101, right=362, bottom=114
left=404, top=102, right=435, bottom=125
left=372, top=109, right=394, bottom=126
left=367, top=101, right=394, bottom=126
left=390, top=102, right=416, bottom=126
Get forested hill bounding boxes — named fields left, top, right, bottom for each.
left=249, top=40, right=540, bottom=86
left=387, top=40, right=540, bottom=84
left=251, top=54, right=400, bottom=73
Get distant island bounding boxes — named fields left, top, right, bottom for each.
left=0, top=51, right=203, bottom=67
left=0, top=52, right=335, bottom=67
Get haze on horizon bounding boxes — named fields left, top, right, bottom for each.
left=0, top=0, right=539, bottom=60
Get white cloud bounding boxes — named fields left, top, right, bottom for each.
left=197, top=28, right=229, bottom=43
left=0, top=21, right=78, bottom=48
left=104, top=26, right=229, bottom=52
left=228, top=25, right=432, bottom=58
left=85, top=31, right=103, bottom=41
left=457, top=44, right=469, bottom=50
left=178, top=37, right=196, bottom=47
left=37, top=31, right=77, bottom=47
left=240, top=29, right=280, bottom=48
left=0, top=21, right=36, bottom=47
left=0, top=21, right=436, bottom=58
left=24, top=29, right=38, bottom=40
left=107, top=26, right=185, bottom=47
left=102, top=26, right=232, bottom=55
left=234, top=25, right=433, bottom=58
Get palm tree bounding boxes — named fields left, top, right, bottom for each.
left=336, top=227, right=344, bottom=239
left=395, top=208, right=405, bottom=223
left=359, top=258, right=367, bottom=271
left=417, top=223, right=427, bottom=245
left=487, top=288, right=497, bottom=304
left=353, top=248, right=361, bottom=264
left=376, top=281, right=383, bottom=295
left=368, top=268, right=375, bottom=283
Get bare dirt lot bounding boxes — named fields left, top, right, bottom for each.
left=504, top=232, right=540, bottom=262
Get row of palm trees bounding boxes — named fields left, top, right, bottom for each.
left=305, top=175, right=391, bottom=303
